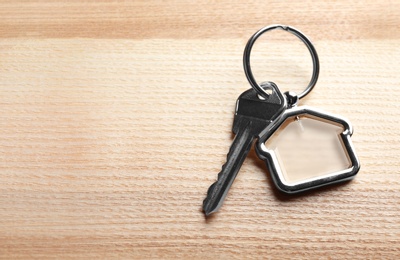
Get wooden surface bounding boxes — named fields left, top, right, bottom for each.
left=1, top=1, right=399, bottom=259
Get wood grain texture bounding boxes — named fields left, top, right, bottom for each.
left=0, top=1, right=399, bottom=259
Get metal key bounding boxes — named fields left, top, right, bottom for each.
left=202, top=82, right=287, bottom=216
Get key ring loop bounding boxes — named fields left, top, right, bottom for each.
left=243, top=25, right=320, bottom=99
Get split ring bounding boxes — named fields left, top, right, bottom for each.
left=243, top=25, right=320, bottom=99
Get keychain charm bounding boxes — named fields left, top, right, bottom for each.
left=203, top=25, right=360, bottom=216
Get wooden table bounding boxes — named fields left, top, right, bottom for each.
left=1, top=1, right=399, bottom=259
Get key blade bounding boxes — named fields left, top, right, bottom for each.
left=203, top=118, right=254, bottom=216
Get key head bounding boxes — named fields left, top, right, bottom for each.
left=233, top=82, right=287, bottom=135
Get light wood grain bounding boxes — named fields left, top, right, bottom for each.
left=0, top=1, right=399, bottom=259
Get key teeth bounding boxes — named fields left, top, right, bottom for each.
left=203, top=183, right=216, bottom=215
left=203, top=118, right=253, bottom=216
left=203, top=176, right=220, bottom=215
left=202, top=152, right=232, bottom=215
left=217, top=163, right=227, bottom=180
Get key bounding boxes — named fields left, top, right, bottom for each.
left=202, top=82, right=287, bottom=216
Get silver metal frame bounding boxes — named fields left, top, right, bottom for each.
left=256, top=106, right=360, bottom=194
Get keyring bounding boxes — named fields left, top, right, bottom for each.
left=243, top=24, right=320, bottom=99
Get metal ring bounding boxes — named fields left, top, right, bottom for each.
left=243, top=24, right=320, bottom=99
